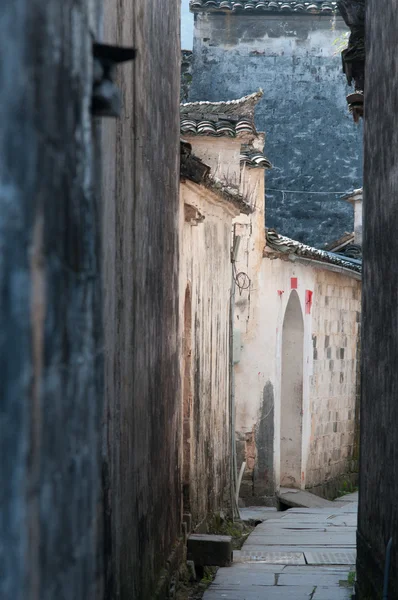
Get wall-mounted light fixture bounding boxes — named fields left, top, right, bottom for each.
left=92, top=43, right=136, bottom=118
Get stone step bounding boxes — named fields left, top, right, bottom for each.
left=187, top=533, right=232, bottom=567
left=277, top=487, right=337, bottom=509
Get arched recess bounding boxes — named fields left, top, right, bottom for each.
left=182, top=284, right=193, bottom=510
left=280, top=290, right=304, bottom=488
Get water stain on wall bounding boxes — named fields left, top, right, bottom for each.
left=254, top=381, right=275, bottom=498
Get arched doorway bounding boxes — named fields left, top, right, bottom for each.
left=280, top=290, right=304, bottom=488
left=183, top=284, right=192, bottom=510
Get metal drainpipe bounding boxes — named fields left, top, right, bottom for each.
left=229, top=225, right=240, bottom=520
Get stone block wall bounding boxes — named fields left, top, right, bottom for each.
left=307, top=270, right=361, bottom=493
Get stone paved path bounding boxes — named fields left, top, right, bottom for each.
left=204, top=493, right=358, bottom=599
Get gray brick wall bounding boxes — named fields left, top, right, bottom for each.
left=308, top=271, right=361, bottom=491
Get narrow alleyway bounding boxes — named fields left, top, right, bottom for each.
left=204, top=493, right=358, bottom=599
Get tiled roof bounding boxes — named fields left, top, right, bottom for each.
left=181, top=91, right=263, bottom=118
left=324, top=232, right=354, bottom=252
left=180, top=91, right=263, bottom=138
left=337, top=243, right=362, bottom=259
left=240, top=147, right=272, bottom=169
left=181, top=118, right=255, bottom=137
left=266, top=229, right=361, bottom=274
left=205, top=177, right=254, bottom=214
left=190, top=1, right=338, bottom=14
left=342, top=187, right=362, bottom=203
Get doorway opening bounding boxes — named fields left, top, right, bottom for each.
left=183, top=284, right=192, bottom=510
left=280, top=290, right=304, bottom=489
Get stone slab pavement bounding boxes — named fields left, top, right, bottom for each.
left=239, top=507, right=281, bottom=522
left=203, top=492, right=358, bottom=599
left=277, top=487, right=338, bottom=509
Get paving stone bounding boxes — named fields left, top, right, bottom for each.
left=313, top=586, right=353, bottom=599
left=227, top=561, right=285, bottom=572
left=203, top=499, right=357, bottom=599
left=243, top=544, right=355, bottom=553
left=286, top=508, right=341, bottom=514
left=278, top=572, right=348, bottom=586
left=336, top=504, right=358, bottom=513
left=255, top=522, right=330, bottom=531
left=203, top=587, right=316, bottom=599
left=304, top=550, right=356, bottom=565
left=239, top=507, right=278, bottom=522
left=235, top=549, right=306, bottom=564
left=246, top=531, right=356, bottom=545
left=277, top=515, right=341, bottom=524
left=278, top=488, right=337, bottom=509
left=282, top=566, right=351, bottom=574
left=327, top=517, right=357, bottom=527
left=336, top=492, right=358, bottom=503
left=211, top=570, right=276, bottom=586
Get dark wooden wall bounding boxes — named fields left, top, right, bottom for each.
left=0, top=2, right=103, bottom=599
left=101, top=1, right=182, bottom=598
left=358, top=0, right=398, bottom=596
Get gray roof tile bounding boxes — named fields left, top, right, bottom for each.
left=181, top=117, right=255, bottom=137
left=181, top=91, right=263, bottom=138
left=267, top=229, right=361, bottom=274
left=241, top=146, right=272, bottom=168
left=190, top=0, right=338, bottom=14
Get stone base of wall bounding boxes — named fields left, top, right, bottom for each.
left=306, top=472, right=358, bottom=501
left=238, top=470, right=277, bottom=507
left=236, top=423, right=275, bottom=505
left=154, top=537, right=186, bottom=600
left=238, top=495, right=277, bottom=508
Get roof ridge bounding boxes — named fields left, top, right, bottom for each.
left=190, top=1, right=339, bottom=14
left=180, top=90, right=263, bottom=117
left=266, top=229, right=361, bottom=274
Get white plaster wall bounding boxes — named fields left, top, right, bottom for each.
left=180, top=180, right=239, bottom=524
left=183, top=136, right=243, bottom=186
left=354, top=201, right=363, bottom=245
left=280, top=290, right=305, bottom=489
left=234, top=250, right=315, bottom=497
left=195, top=13, right=348, bottom=58
left=233, top=227, right=361, bottom=501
